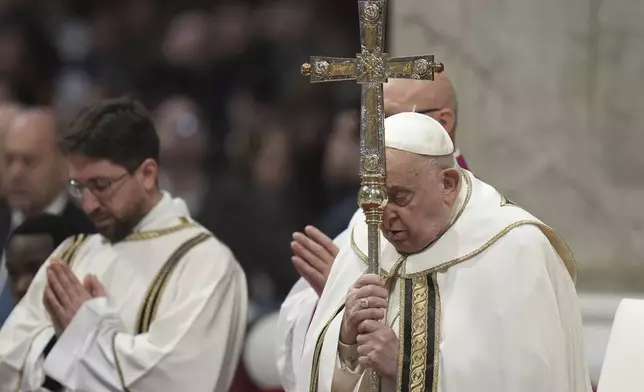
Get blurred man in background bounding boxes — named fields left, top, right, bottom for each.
left=384, top=74, right=468, bottom=169
left=0, top=109, right=94, bottom=244
left=0, top=102, right=20, bottom=137
left=0, top=108, right=94, bottom=325
left=0, top=101, right=21, bottom=193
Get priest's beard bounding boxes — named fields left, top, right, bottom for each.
left=92, top=198, right=148, bottom=243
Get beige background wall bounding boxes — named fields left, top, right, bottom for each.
left=391, top=0, right=644, bottom=287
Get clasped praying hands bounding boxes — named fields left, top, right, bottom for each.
left=43, top=259, right=106, bottom=336
left=340, top=274, right=399, bottom=379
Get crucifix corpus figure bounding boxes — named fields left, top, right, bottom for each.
left=297, top=1, right=592, bottom=392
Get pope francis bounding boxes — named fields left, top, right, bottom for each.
left=297, top=112, right=591, bottom=392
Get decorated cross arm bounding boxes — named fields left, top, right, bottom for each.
left=301, top=0, right=443, bottom=276
left=300, top=0, right=444, bottom=390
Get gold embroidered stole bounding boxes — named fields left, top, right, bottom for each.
left=57, top=234, right=90, bottom=267
left=134, top=232, right=212, bottom=334
left=115, top=229, right=212, bottom=390
left=55, top=219, right=214, bottom=336
left=397, top=272, right=441, bottom=392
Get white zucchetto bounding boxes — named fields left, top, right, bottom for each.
left=384, top=112, right=454, bottom=156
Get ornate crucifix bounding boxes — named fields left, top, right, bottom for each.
left=301, top=1, right=443, bottom=390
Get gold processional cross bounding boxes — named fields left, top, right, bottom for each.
left=301, top=1, right=444, bottom=390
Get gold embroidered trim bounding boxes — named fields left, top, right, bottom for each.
left=121, top=217, right=198, bottom=242
left=308, top=256, right=406, bottom=391
left=350, top=172, right=576, bottom=280
left=57, top=234, right=86, bottom=263
left=500, top=194, right=517, bottom=207
left=350, top=235, right=407, bottom=279
left=66, top=235, right=89, bottom=269
left=111, top=332, right=131, bottom=392
left=56, top=235, right=78, bottom=260
left=53, top=234, right=89, bottom=269
left=431, top=273, right=441, bottom=392
left=409, top=276, right=429, bottom=392
left=396, top=263, right=406, bottom=392
left=400, top=220, right=577, bottom=279
left=309, top=307, right=344, bottom=392
left=135, top=232, right=212, bottom=334
left=444, top=169, right=473, bottom=231
left=350, top=169, right=472, bottom=267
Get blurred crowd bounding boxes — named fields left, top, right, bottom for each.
left=0, top=0, right=367, bottom=313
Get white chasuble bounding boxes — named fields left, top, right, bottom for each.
left=297, top=170, right=592, bottom=392
left=0, top=193, right=248, bottom=392
left=277, top=210, right=366, bottom=392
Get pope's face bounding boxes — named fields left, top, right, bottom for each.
left=380, top=148, right=460, bottom=254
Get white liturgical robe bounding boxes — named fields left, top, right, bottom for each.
left=596, top=298, right=644, bottom=392
left=297, top=170, right=592, bottom=392
left=0, top=192, right=248, bottom=392
left=276, top=210, right=365, bottom=392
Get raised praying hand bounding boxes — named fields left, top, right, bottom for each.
left=43, top=259, right=106, bottom=336
left=291, top=225, right=339, bottom=296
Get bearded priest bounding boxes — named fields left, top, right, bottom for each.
left=0, top=98, right=247, bottom=392
left=297, top=112, right=591, bottom=392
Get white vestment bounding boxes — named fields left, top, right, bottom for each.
left=297, top=170, right=591, bottom=392
left=276, top=210, right=365, bottom=392
left=0, top=192, right=248, bottom=392
left=597, top=298, right=644, bottom=392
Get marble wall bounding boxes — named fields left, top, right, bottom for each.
left=390, top=0, right=644, bottom=286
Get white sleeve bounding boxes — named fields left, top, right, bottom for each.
left=276, top=221, right=357, bottom=391
left=43, top=243, right=248, bottom=392
left=276, top=278, right=319, bottom=392
left=0, top=239, right=74, bottom=391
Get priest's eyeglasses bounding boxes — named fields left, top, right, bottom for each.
left=67, top=172, right=130, bottom=199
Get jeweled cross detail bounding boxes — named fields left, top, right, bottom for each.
left=301, top=0, right=444, bottom=274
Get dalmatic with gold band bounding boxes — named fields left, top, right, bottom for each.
left=296, top=169, right=592, bottom=392
left=0, top=192, right=248, bottom=392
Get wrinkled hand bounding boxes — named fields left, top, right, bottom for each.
left=291, top=226, right=339, bottom=296
left=357, top=320, right=399, bottom=379
left=340, top=274, right=388, bottom=345
left=43, top=259, right=105, bottom=336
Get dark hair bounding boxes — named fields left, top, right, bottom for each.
left=8, top=214, right=85, bottom=249
left=59, top=97, right=160, bottom=172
